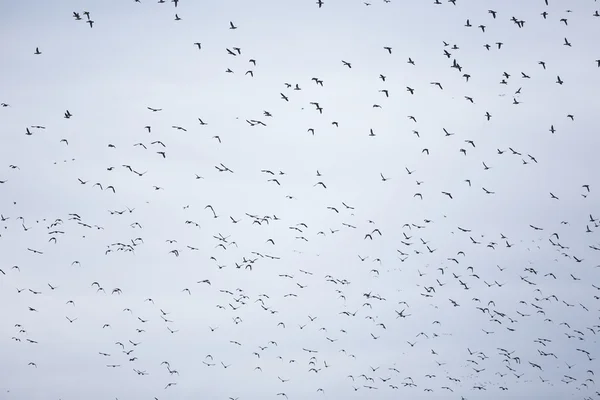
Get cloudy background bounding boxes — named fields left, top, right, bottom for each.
left=1, top=0, right=599, bottom=399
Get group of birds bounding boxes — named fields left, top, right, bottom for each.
left=1, top=0, right=600, bottom=399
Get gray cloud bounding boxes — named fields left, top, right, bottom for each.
left=1, top=0, right=599, bottom=399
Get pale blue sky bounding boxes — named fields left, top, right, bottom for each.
left=1, top=0, right=599, bottom=399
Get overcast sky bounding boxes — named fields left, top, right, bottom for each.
left=1, top=0, right=599, bottom=399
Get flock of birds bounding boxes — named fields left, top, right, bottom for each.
left=2, top=0, right=600, bottom=399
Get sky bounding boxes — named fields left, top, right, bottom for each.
left=1, top=0, right=599, bottom=399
